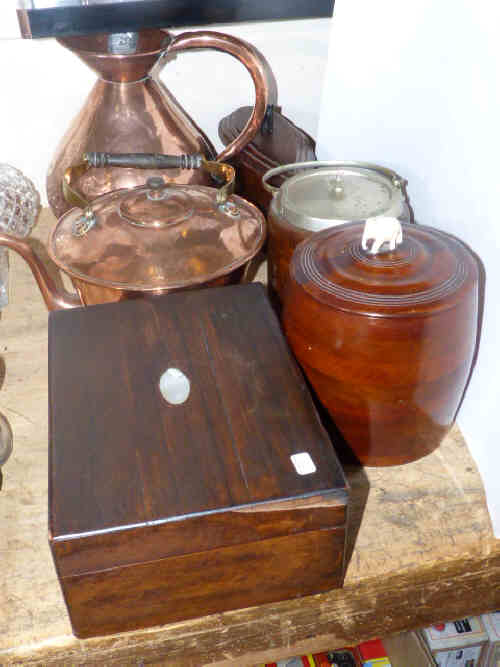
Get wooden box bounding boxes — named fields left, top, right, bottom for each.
left=48, top=284, right=349, bottom=638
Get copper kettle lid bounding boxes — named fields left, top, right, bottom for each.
left=49, top=178, right=265, bottom=291
left=291, top=218, right=479, bottom=317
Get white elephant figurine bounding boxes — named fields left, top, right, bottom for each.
left=362, top=216, right=403, bottom=255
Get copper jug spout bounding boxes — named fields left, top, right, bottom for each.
left=0, top=234, right=81, bottom=311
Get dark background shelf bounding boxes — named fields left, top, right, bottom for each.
left=18, top=0, right=335, bottom=39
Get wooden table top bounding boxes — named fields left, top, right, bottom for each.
left=1, top=210, right=499, bottom=666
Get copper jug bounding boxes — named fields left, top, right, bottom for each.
left=46, top=29, right=276, bottom=218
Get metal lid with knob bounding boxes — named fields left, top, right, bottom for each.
left=263, top=160, right=410, bottom=232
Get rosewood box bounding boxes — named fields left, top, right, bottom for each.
left=48, top=284, right=349, bottom=638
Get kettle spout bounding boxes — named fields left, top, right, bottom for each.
left=0, top=233, right=81, bottom=310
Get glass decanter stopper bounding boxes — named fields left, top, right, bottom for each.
left=0, top=164, right=40, bottom=307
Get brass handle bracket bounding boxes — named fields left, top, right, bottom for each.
left=199, top=158, right=235, bottom=205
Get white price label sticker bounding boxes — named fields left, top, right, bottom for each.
left=290, top=452, right=316, bottom=476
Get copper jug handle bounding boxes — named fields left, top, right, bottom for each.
left=262, top=160, right=407, bottom=195
left=165, top=31, right=277, bottom=163
left=63, top=153, right=236, bottom=217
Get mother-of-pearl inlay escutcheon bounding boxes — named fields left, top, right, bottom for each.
left=159, top=368, right=191, bottom=405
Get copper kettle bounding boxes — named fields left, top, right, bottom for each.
left=1, top=153, right=266, bottom=310
left=46, top=29, right=277, bottom=218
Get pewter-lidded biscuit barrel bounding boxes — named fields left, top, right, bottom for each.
left=262, top=161, right=411, bottom=307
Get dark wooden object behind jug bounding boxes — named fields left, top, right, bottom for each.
left=219, top=105, right=317, bottom=214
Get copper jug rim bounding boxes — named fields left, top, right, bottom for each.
left=57, top=29, right=170, bottom=59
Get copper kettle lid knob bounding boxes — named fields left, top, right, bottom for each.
left=147, top=177, right=165, bottom=190
left=146, top=177, right=169, bottom=201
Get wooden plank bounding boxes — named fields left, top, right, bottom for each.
left=0, top=209, right=499, bottom=666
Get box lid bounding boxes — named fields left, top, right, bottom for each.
left=49, top=284, right=348, bottom=573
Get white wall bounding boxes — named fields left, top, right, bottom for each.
left=317, top=0, right=500, bottom=535
left=0, top=17, right=331, bottom=203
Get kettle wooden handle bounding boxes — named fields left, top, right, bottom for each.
left=165, top=31, right=278, bottom=163
left=63, top=153, right=236, bottom=213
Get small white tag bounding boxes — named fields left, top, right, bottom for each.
left=290, top=452, right=316, bottom=475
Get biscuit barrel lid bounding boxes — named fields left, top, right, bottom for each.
left=290, top=217, right=479, bottom=317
